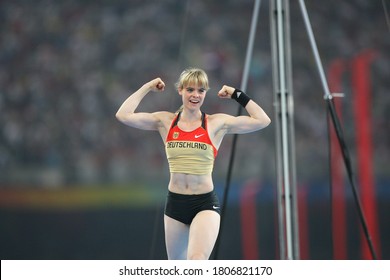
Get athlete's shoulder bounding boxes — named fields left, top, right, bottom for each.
left=206, top=113, right=235, bottom=132
left=153, top=111, right=175, bottom=119
left=152, top=111, right=176, bottom=127
left=207, top=113, right=233, bottom=122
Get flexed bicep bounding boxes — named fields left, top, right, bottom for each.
left=116, top=78, right=168, bottom=130
left=216, top=86, right=271, bottom=134
left=223, top=101, right=271, bottom=134
left=224, top=114, right=265, bottom=134
left=117, top=112, right=162, bottom=130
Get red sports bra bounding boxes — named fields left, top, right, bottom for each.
left=165, top=112, right=217, bottom=175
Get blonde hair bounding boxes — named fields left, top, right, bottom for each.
left=175, top=68, right=210, bottom=91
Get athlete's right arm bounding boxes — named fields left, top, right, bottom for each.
left=116, top=78, right=166, bottom=130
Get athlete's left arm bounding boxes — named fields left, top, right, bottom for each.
left=218, top=85, right=271, bottom=134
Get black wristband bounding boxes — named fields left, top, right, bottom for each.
left=231, top=88, right=251, bottom=107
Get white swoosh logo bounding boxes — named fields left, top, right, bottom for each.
left=194, top=134, right=204, bottom=138
left=213, top=206, right=220, bottom=210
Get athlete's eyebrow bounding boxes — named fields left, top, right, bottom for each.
left=186, top=87, right=206, bottom=91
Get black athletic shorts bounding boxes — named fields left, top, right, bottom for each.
left=164, top=190, right=221, bottom=225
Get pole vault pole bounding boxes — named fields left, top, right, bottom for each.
left=297, top=0, right=378, bottom=259
left=270, top=0, right=300, bottom=260
left=213, top=0, right=261, bottom=259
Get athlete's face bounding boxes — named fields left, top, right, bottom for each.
left=179, top=84, right=207, bottom=110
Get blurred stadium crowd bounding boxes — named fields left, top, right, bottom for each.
left=0, top=0, right=389, bottom=187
